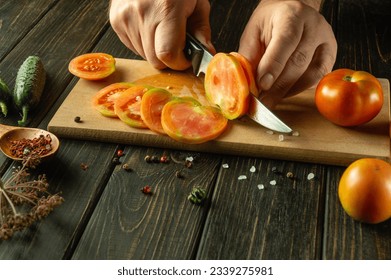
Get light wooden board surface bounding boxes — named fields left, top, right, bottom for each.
left=48, top=59, right=390, bottom=166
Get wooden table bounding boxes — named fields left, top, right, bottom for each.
left=0, top=0, right=390, bottom=260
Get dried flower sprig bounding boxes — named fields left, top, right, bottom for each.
left=0, top=158, right=64, bottom=240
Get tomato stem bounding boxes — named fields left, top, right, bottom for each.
left=343, top=75, right=352, bottom=82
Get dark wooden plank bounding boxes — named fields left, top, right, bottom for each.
left=0, top=0, right=119, bottom=259
left=323, top=0, right=391, bottom=259
left=73, top=147, right=221, bottom=259
left=0, top=0, right=57, bottom=60
left=197, top=157, right=326, bottom=259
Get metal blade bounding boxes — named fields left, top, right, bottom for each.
left=185, top=33, right=292, bottom=134
left=248, top=95, right=292, bottom=133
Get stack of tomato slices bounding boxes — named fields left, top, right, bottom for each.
left=92, top=83, right=229, bottom=144
left=76, top=51, right=258, bottom=144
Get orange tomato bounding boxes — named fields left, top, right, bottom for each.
left=204, top=53, right=250, bottom=120
left=161, top=97, right=228, bottom=144
left=69, top=53, right=116, bottom=80
left=113, top=85, right=151, bottom=128
left=92, top=82, right=133, bottom=117
left=315, top=69, right=383, bottom=127
left=140, top=88, right=173, bottom=134
left=229, top=52, right=259, bottom=97
left=338, top=158, right=391, bottom=224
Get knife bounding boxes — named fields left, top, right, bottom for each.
left=184, top=33, right=292, bottom=134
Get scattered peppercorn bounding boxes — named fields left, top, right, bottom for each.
left=175, top=170, right=184, bottom=179
left=141, top=186, right=153, bottom=195
left=286, top=171, right=294, bottom=179
left=160, top=155, right=169, bottom=163
left=151, top=155, right=160, bottom=163
left=80, top=163, right=88, bottom=171
left=112, top=156, right=120, bottom=165
left=185, top=160, right=193, bottom=168
left=122, top=163, right=132, bottom=171
left=188, top=186, right=207, bottom=205
left=117, top=149, right=124, bottom=157
left=74, top=116, right=82, bottom=123
left=144, top=155, right=152, bottom=163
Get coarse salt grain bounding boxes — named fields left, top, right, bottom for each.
left=269, top=180, right=277, bottom=186
left=250, top=166, right=256, bottom=173
left=257, top=184, right=265, bottom=190
left=186, top=156, right=194, bottom=162
left=307, top=173, right=315, bottom=180
left=278, top=134, right=284, bottom=142
left=238, top=175, right=247, bottom=180
left=222, top=163, right=229, bottom=169
left=266, top=130, right=274, bottom=135
left=292, top=131, right=300, bottom=137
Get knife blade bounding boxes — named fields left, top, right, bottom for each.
left=185, top=33, right=292, bottom=134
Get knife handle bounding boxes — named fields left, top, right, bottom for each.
left=184, top=33, right=204, bottom=75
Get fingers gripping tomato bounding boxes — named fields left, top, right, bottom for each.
left=205, top=53, right=251, bottom=120
left=161, top=98, right=228, bottom=144
left=69, top=53, right=116, bottom=80
left=338, top=158, right=391, bottom=224
left=315, top=69, right=383, bottom=127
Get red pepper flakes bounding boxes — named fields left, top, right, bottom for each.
left=160, top=155, right=169, bottom=163
left=9, top=134, right=53, bottom=159
left=141, top=186, right=152, bottom=195
left=80, top=163, right=88, bottom=171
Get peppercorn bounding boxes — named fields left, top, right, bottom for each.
left=117, top=149, right=124, bottom=157
left=74, top=116, right=82, bottom=123
left=286, top=172, right=294, bottom=179
left=141, top=186, right=152, bottom=195
left=122, top=163, right=132, bottom=171
left=160, top=155, right=169, bottom=163
left=112, top=157, right=120, bottom=165
left=185, top=160, right=193, bottom=168
left=175, top=170, right=184, bottom=179
left=144, top=155, right=152, bottom=163
left=151, top=155, right=160, bottom=163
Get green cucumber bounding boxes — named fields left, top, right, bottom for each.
left=13, top=55, right=46, bottom=126
left=0, top=78, right=11, bottom=117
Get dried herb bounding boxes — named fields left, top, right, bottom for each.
left=188, top=186, right=206, bottom=205
left=0, top=158, right=64, bottom=240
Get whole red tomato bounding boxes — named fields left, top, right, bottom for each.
left=315, top=69, right=383, bottom=126
left=338, top=158, right=391, bottom=224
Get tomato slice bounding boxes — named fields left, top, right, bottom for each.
left=229, top=52, right=259, bottom=97
left=69, top=53, right=116, bottom=80
left=161, top=98, right=228, bottom=144
left=114, top=85, right=151, bottom=128
left=92, top=82, right=133, bottom=117
left=140, top=88, right=173, bottom=134
left=204, top=53, right=250, bottom=120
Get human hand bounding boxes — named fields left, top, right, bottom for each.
left=109, top=0, right=215, bottom=70
left=238, top=0, right=337, bottom=107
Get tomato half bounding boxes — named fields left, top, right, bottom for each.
left=204, top=53, right=250, bottom=120
left=338, top=158, right=391, bottom=224
left=315, top=69, right=383, bottom=127
left=140, top=88, right=173, bottom=134
left=92, top=82, right=133, bottom=117
left=229, top=52, right=259, bottom=97
left=69, top=53, right=116, bottom=80
left=114, top=85, right=151, bottom=128
left=161, top=98, right=228, bottom=144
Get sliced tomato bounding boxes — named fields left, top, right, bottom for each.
left=140, top=88, right=173, bottom=134
left=204, top=53, right=250, bottom=120
left=229, top=52, right=259, bottom=97
left=69, top=53, right=116, bottom=80
left=92, top=82, right=133, bottom=117
left=161, top=98, right=228, bottom=144
left=114, top=85, right=151, bottom=128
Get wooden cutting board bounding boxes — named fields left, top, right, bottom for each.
left=48, top=58, right=390, bottom=166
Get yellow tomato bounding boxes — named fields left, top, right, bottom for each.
left=338, top=158, right=391, bottom=224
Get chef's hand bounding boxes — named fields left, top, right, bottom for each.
left=109, top=0, right=215, bottom=70
left=239, top=0, right=337, bottom=107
